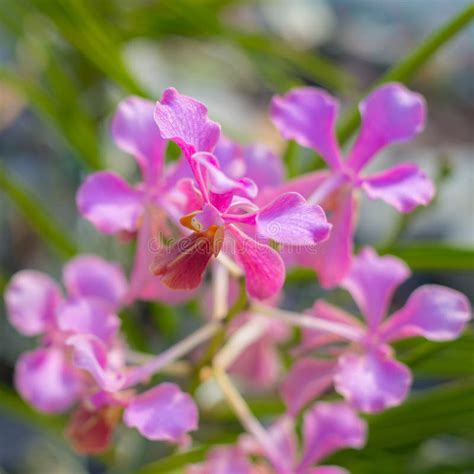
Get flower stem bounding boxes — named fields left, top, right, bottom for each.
left=253, top=303, right=363, bottom=342
left=337, top=3, right=474, bottom=145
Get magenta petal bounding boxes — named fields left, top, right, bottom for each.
left=347, top=83, right=426, bottom=172
left=341, top=247, right=410, bottom=330
left=281, top=358, right=335, bottom=415
left=228, top=225, right=285, bottom=300
left=154, top=88, right=220, bottom=157
left=256, top=192, right=331, bottom=246
left=77, top=171, right=143, bottom=234
left=310, top=467, right=349, bottom=474
left=312, top=191, right=355, bottom=288
left=5, top=270, right=62, bottom=336
left=111, top=96, right=166, bottom=185
left=15, top=347, right=80, bottom=413
left=362, top=163, right=435, bottom=213
left=63, top=255, right=128, bottom=309
left=334, top=348, right=412, bottom=413
left=298, top=402, right=366, bottom=470
left=271, top=87, right=342, bottom=169
left=380, top=285, right=471, bottom=343
left=57, top=298, right=120, bottom=343
left=67, top=334, right=124, bottom=392
left=123, top=383, right=198, bottom=442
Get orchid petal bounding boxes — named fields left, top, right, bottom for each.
left=151, top=232, right=216, bottom=291
left=154, top=88, right=220, bottom=157
left=298, top=402, right=367, bottom=470
left=281, top=358, right=335, bottom=415
left=334, top=348, right=412, bottom=413
left=77, top=171, right=143, bottom=234
left=380, top=285, right=471, bottom=343
left=111, top=96, right=166, bottom=185
left=63, top=255, right=128, bottom=309
left=67, top=334, right=124, bottom=392
left=57, top=298, right=120, bottom=343
left=5, top=270, right=62, bottom=336
left=271, top=87, right=342, bottom=169
left=347, top=83, right=426, bottom=172
left=123, top=383, right=198, bottom=442
left=15, top=347, right=80, bottom=413
left=243, top=145, right=284, bottom=190
left=361, top=163, right=434, bottom=213
left=228, top=225, right=285, bottom=300
left=187, top=446, right=254, bottom=474
left=256, top=192, right=331, bottom=246
left=341, top=247, right=410, bottom=330
left=310, top=467, right=349, bottom=474
left=311, top=190, right=355, bottom=288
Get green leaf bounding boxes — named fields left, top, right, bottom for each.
left=337, top=4, right=474, bottom=144
left=379, top=242, right=474, bottom=271
left=0, top=163, right=77, bottom=258
left=136, top=447, right=208, bottom=474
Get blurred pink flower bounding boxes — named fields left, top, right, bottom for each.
left=284, top=247, right=471, bottom=414
left=152, top=88, right=331, bottom=299
left=271, top=83, right=435, bottom=287
left=5, top=255, right=127, bottom=413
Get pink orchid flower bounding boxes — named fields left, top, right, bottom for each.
left=271, top=83, right=435, bottom=287
left=64, top=332, right=199, bottom=452
left=189, top=402, right=366, bottom=474
left=282, top=247, right=471, bottom=414
left=4, top=255, right=127, bottom=413
left=152, top=88, right=331, bottom=299
left=77, top=97, right=197, bottom=303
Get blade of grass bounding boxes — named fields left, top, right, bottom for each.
left=0, top=163, right=77, bottom=258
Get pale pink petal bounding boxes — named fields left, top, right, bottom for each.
left=341, top=247, right=410, bottom=330
left=63, top=255, right=128, bottom=309
left=361, top=163, right=435, bottom=213
left=77, top=171, right=143, bottom=234
left=334, top=348, right=412, bottom=413
left=228, top=225, right=285, bottom=300
left=380, top=285, right=471, bottom=343
left=193, top=152, right=258, bottom=200
left=230, top=338, right=282, bottom=388
left=299, top=300, right=364, bottom=353
left=154, top=88, right=220, bottom=157
left=5, top=270, right=62, bottom=336
left=281, top=359, right=335, bottom=415
left=15, top=347, right=81, bottom=413
left=298, top=402, right=367, bottom=470
left=111, top=96, right=166, bottom=185
left=187, top=446, right=254, bottom=474
left=271, top=87, right=342, bottom=169
left=243, top=145, right=284, bottom=190
left=347, top=83, right=426, bottom=172
left=256, top=192, right=331, bottom=246
left=67, top=334, right=125, bottom=392
left=123, top=383, right=198, bottom=442
left=311, top=190, right=355, bottom=288
left=57, top=298, right=120, bottom=343
left=215, top=136, right=246, bottom=179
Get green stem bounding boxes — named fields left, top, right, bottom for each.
left=189, top=278, right=248, bottom=393
left=0, top=163, right=77, bottom=259
left=337, top=3, right=474, bottom=145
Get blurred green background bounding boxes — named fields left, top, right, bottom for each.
left=0, top=1, right=473, bottom=473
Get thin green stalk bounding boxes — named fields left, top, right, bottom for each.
left=337, top=3, right=474, bottom=145
left=0, top=163, right=77, bottom=258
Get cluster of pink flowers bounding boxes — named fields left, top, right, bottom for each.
left=5, top=83, right=471, bottom=472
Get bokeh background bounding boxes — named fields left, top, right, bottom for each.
left=0, top=1, right=473, bottom=473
